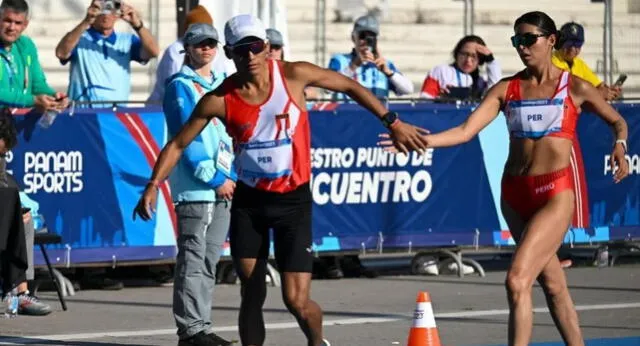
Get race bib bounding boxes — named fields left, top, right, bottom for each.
left=237, top=139, right=293, bottom=179
left=217, top=142, right=233, bottom=174
left=507, top=99, right=564, bottom=138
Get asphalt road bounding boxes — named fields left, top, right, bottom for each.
left=0, top=264, right=639, bottom=346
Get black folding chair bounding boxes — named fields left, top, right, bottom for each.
left=34, top=230, right=67, bottom=311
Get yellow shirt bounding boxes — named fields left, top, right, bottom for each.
left=552, top=51, right=602, bottom=87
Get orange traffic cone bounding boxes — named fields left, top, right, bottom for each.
left=407, top=291, right=441, bottom=346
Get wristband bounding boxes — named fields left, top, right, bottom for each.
left=615, top=139, right=627, bottom=153
left=147, top=179, right=161, bottom=188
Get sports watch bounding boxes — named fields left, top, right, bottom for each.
left=381, top=111, right=399, bottom=129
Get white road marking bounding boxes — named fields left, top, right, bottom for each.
left=1, top=302, right=639, bottom=344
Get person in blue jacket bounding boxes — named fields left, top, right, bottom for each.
left=162, top=23, right=235, bottom=346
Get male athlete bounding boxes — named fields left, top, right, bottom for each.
left=133, top=14, right=427, bottom=346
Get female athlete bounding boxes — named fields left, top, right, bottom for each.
left=379, top=11, right=629, bottom=346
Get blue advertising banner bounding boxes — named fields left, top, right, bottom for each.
left=5, top=102, right=640, bottom=266
left=576, top=104, right=640, bottom=241
left=7, top=108, right=178, bottom=266
left=309, top=103, right=500, bottom=252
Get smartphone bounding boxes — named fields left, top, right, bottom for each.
left=365, top=36, right=378, bottom=57
left=614, top=74, right=627, bottom=87
left=447, top=86, right=472, bottom=100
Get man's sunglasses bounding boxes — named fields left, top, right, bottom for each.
left=230, top=40, right=266, bottom=56
left=358, top=31, right=377, bottom=40
left=510, top=33, right=548, bottom=48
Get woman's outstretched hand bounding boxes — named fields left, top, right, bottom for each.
left=377, top=126, right=430, bottom=154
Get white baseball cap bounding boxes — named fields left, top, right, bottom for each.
left=224, top=14, right=267, bottom=46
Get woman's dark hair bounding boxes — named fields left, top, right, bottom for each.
left=0, top=108, right=18, bottom=150
left=514, top=11, right=564, bottom=49
left=452, top=35, right=488, bottom=99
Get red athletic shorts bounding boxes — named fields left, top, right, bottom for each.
left=501, top=166, right=574, bottom=221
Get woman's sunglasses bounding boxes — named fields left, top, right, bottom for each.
left=510, top=33, right=548, bottom=48
left=193, top=39, right=218, bottom=49
left=231, top=40, right=267, bottom=56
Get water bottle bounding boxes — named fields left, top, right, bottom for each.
left=38, top=110, right=58, bottom=129
left=3, top=288, right=19, bottom=318
left=32, top=214, right=44, bottom=231
left=597, top=246, right=609, bottom=268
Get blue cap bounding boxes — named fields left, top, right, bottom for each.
left=266, top=28, right=284, bottom=46
left=183, top=23, right=219, bottom=46
left=353, top=15, right=379, bottom=35
left=560, top=22, right=584, bottom=46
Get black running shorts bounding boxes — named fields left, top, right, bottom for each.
left=229, top=182, right=313, bottom=273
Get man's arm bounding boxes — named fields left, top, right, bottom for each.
left=293, top=61, right=388, bottom=118
left=290, top=61, right=428, bottom=154
left=0, top=90, right=36, bottom=107
left=134, top=26, right=160, bottom=61
left=0, top=45, right=58, bottom=110
left=29, top=41, right=57, bottom=97
left=55, top=1, right=100, bottom=62
left=0, top=91, right=60, bottom=111
left=148, top=93, right=225, bottom=185
left=163, top=83, right=228, bottom=188
left=121, top=3, right=159, bottom=61
left=134, top=92, right=226, bottom=220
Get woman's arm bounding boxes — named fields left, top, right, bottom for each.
left=572, top=77, right=629, bottom=183
left=379, top=81, right=508, bottom=150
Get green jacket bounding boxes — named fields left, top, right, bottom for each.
left=0, top=35, right=56, bottom=107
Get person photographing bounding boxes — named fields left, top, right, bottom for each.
left=328, top=15, right=413, bottom=100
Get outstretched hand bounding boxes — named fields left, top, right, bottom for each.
left=377, top=133, right=398, bottom=153
left=377, top=123, right=430, bottom=154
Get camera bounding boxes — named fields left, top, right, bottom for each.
left=101, top=0, right=121, bottom=14
left=365, top=35, right=377, bottom=56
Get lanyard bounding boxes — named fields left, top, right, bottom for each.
left=1, top=48, right=28, bottom=94
left=455, top=69, right=463, bottom=87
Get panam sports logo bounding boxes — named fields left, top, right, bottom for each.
left=23, top=151, right=84, bottom=194
left=604, top=154, right=640, bottom=176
